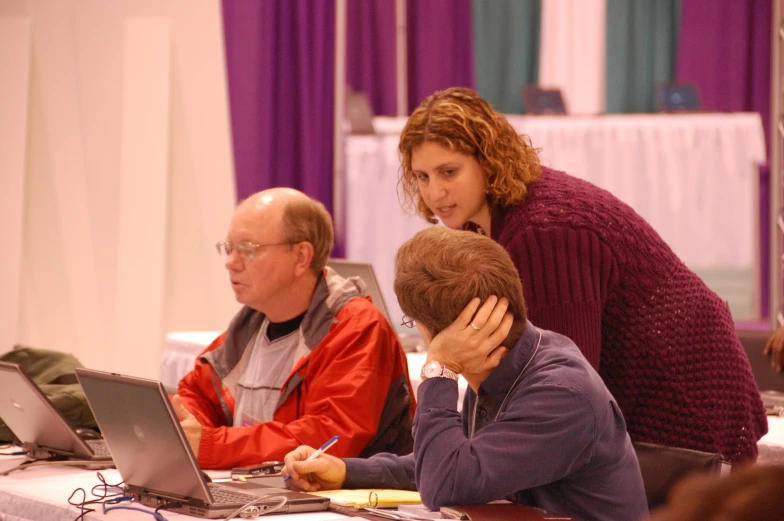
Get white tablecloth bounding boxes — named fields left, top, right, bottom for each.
left=1, top=417, right=782, bottom=521
left=161, top=333, right=467, bottom=408
left=758, top=415, right=784, bottom=466
left=346, top=113, right=767, bottom=327
left=160, top=331, right=221, bottom=389
left=0, top=454, right=346, bottom=521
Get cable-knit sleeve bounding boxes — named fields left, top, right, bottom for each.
left=503, top=226, right=618, bottom=370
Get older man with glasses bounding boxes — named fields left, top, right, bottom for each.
left=171, top=188, right=415, bottom=469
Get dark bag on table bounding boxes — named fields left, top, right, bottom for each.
left=0, top=346, right=98, bottom=442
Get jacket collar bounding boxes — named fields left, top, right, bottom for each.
left=203, top=267, right=366, bottom=379
left=478, top=320, right=539, bottom=400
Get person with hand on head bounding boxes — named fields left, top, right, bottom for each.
left=284, top=227, right=648, bottom=521
left=172, top=188, right=415, bottom=469
left=397, top=86, right=766, bottom=463
left=764, top=324, right=784, bottom=373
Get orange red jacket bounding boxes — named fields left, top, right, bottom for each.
left=177, top=269, right=416, bottom=469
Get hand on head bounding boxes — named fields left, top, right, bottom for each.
left=282, top=445, right=347, bottom=492
left=649, top=464, right=784, bottom=521
left=424, top=296, right=513, bottom=377
left=763, top=325, right=784, bottom=372
left=171, top=394, right=203, bottom=457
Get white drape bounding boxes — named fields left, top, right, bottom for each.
left=538, top=0, right=607, bottom=115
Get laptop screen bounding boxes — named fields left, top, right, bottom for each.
left=75, top=368, right=212, bottom=503
left=656, top=84, right=701, bottom=112
left=75, top=368, right=330, bottom=518
left=327, top=259, right=393, bottom=326
left=0, top=361, right=98, bottom=460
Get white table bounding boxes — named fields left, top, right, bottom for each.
left=162, top=332, right=468, bottom=409
left=160, top=331, right=221, bottom=389
left=1, top=421, right=781, bottom=519
left=0, top=454, right=346, bottom=521
left=346, top=113, right=767, bottom=326
left=758, top=415, right=784, bottom=465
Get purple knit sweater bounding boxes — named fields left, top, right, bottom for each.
left=483, top=167, right=767, bottom=462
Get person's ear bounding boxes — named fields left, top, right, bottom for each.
left=292, top=241, right=314, bottom=276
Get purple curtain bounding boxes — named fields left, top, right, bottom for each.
left=346, top=0, right=397, bottom=116
left=676, top=0, right=771, bottom=318
left=222, top=0, right=475, bottom=256
left=406, top=0, right=476, bottom=111
left=676, top=0, right=770, bottom=143
left=222, top=0, right=335, bottom=215
left=345, top=0, right=475, bottom=116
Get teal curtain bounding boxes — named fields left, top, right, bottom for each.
left=605, top=0, right=681, bottom=113
left=471, top=0, right=541, bottom=114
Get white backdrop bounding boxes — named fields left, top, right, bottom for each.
left=0, top=0, right=239, bottom=378
left=539, top=0, right=607, bottom=115
left=347, top=113, right=767, bottom=327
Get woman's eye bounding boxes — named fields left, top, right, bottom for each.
left=416, top=173, right=429, bottom=182
left=443, top=169, right=455, bottom=177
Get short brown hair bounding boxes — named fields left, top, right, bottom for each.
left=398, top=87, right=542, bottom=224
left=394, top=227, right=527, bottom=345
left=281, top=198, right=334, bottom=273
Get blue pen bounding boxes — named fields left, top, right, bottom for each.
left=283, top=435, right=340, bottom=482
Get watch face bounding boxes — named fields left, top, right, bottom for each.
left=421, top=361, right=442, bottom=379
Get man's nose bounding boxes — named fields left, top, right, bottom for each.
left=225, top=250, right=242, bottom=270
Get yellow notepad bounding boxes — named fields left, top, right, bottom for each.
left=311, top=489, right=422, bottom=508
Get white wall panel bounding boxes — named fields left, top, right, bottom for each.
left=0, top=17, right=30, bottom=355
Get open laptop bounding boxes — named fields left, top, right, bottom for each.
left=0, top=361, right=112, bottom=462
left=521, top=86, right=567, bottom=115
left=346, top=88, right=376, bottom=134
left=75, top=368, right=329, bottom=518
left=655, top=83, right=702, bottom=113
left=328, top=259, right=393, bottom=326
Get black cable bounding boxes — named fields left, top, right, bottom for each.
left=67, top=488, right=97, bottom=521
left=102, top=496, right=169, bottom=521
left=91, top=471, right=125, bottom=498
left=0, top=450, right=27, bottom=456
left=0, top=457, right=112, bottom=476
left=67, top=472, right=126, bottom=521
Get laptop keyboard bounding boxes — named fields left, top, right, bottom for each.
left=208, top=483, right=261, bottom=505
left=86, top=439, right=113, bottom=458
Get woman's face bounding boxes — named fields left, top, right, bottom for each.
left=410, top=141, right=488, bottom=229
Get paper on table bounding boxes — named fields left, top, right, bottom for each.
left=311, top=489, right=422, bottom=508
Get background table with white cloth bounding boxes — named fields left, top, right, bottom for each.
left=345, top=113, right=767, bottom=326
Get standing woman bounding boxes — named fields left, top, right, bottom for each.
left=398, top=86, right=766, bottom=463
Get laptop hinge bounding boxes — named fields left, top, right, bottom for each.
left=127, top=485, right=192, bottom=506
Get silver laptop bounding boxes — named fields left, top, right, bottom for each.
left=0, top=361, right=112, bottom=461
left=75, top=368, right=329, bottom=519
left=328, top=259, right=392, bottom=326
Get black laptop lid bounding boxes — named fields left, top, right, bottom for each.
left=656, top=84, right=701, bottom=112
left=521, top=86, right=567, bottom=115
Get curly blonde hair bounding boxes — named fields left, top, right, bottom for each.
left=398, top=87, right=542, bottom=223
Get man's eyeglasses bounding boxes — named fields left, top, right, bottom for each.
left=215, top=240, right=291, bottom=260
left=400, top=315, right=416, bottom=328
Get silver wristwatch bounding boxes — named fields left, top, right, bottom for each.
left=420, top=360, right=459, bottom=382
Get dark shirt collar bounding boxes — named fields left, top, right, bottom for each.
left=479, top=320, right=539, bottom=400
